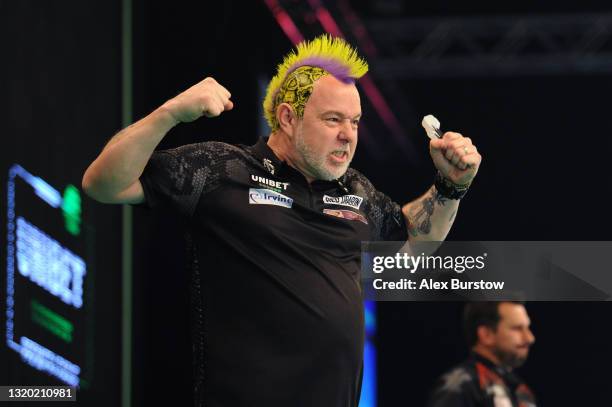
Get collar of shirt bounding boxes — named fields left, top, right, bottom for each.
left=248, top=137, right=350, bottom=193
left=470, top=351, right=523, bottom=392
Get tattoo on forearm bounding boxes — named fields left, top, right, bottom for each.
left=434, top=189, right=449, bottom=206
left=407, top=188, right=447, bottom=237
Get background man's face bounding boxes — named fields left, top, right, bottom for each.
left=490, top=303, right=536, bottom=368
left=292, top=74, right=361, bottom=181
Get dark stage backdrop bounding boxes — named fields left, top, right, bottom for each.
left=1, top=1, right=122, bottom=406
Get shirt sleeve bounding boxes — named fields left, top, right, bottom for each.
left=138, top=142, right=228, bottom=218
left=345, top=169, right=408, bottom=241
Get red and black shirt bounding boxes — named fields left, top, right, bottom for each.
left=428, top=353, right=537, bottom=407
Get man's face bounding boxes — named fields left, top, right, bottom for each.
left=291, top=74, right=361, bottom=181
left=489, top=303, right=536, bottom=368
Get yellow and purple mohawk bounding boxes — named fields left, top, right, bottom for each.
left=263, top=34, right=369, bottom=131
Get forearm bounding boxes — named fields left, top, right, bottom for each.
left=402, top=185, right=459, bottom=242
left=82, top=104, right=178, bottom=201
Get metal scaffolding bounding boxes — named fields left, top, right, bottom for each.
left=366, top=13, right=612, bottom=78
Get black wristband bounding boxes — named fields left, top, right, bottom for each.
left=434, top=172, right=471, bottom=200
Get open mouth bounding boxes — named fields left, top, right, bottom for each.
left=330, top=151, right=348, bottom=162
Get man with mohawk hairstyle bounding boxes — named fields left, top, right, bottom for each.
left=83, top=35, right=482, bottom=406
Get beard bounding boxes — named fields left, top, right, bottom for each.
left=294, top=130, right=351, bottom=181
left=493, top=347, right=529, bottom=369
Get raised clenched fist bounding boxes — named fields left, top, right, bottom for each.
left=163, top=77, right=234, bottom=123
left=429, top=131, right=482, bottom=186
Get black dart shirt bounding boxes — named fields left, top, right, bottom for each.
left=139, top=137, right=407, bottom=407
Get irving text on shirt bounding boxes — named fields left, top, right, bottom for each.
left=248, top=188, right=294, bottom=208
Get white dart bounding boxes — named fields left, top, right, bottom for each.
left=422, top=114, right=474, bottom=169
left=421, top=114, right=443, bottom=140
